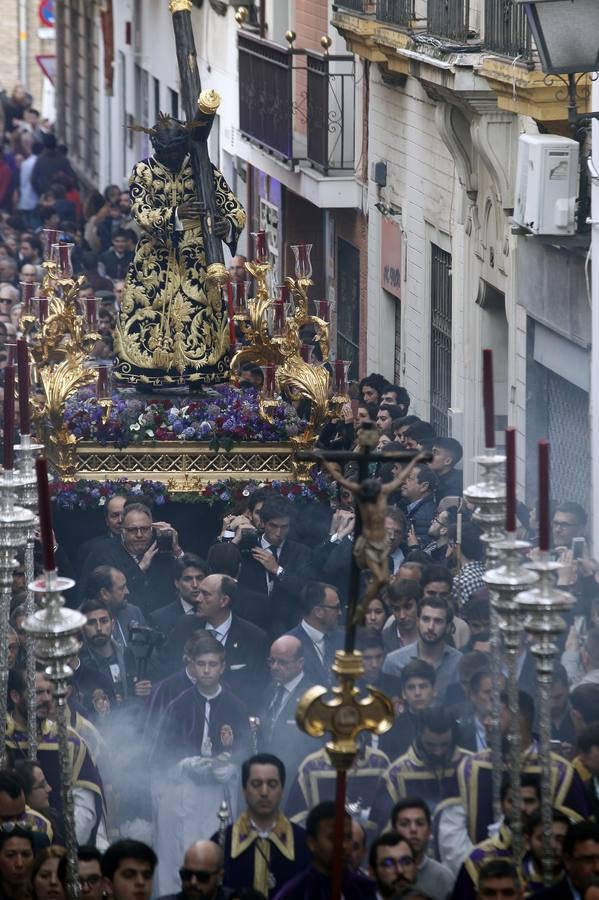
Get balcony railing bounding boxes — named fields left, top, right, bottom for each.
left=307, top=52, right=355, bottom=174
left=334, top=0, right=369, bottom=11
left=376, top=0, right=415, bottom=28
left=238, top=32, right=355, bottom=173
left=484, top=0, right=532, bottom=60
left=427, top=0, right=469, bottom=43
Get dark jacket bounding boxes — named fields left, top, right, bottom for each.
left=273, top=866, right=377, bottom=900
left=81, top=541, right=179, bottom=615
left=239, top=538, right=312, bottom=635
left=259, top=675, right=318, bottom=778
left=436, top=467, right=463, bottom=501
left=404, top=494, right=436, bottom=544
left=533, top=877, right=576, bottom=900
left=164, top=614, right=269, bottom=710
left=158, top=886, right=235, bottom=900
left=285, top=624, right=343, bottom=687
left=150, top=599, right=186, bottom=638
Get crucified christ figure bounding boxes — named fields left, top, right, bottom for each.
left=316, top=452, right=427, bottom=624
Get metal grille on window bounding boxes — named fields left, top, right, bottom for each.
left=547, top=371, right=590, bottom=509
left=430, top=244, right=452, bottom=437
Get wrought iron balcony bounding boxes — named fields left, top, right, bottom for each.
left=334, top=0, right=369, bottom=11
left=484, top=0, right=532, bottom=60
left=376, top=0, right=414, bottom=27
left=427, top=0, right=469, bottom=43
left=238, top=32, right=355, bottom=174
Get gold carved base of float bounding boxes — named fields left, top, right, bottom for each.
left=46, top=441, right=297, bottom=491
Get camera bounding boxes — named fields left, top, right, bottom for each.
left=154, top=528, right=174, bottom=553
left=237, top=529, right=260, bottom=555
left=128, top=621, right=166, bottom=679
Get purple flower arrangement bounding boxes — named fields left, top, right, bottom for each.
left=63, top=385, right=306, bottom=450
left=50, top=474, right=333, bottom=511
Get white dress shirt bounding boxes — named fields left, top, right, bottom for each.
left=301, top=619, right=326, bottom=663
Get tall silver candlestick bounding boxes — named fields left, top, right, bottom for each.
left=23, top=570, right=86, bottom=900
left=463, top=449, right=506, bottom=820
left=517, top=556, right=573, bottom=886
left=14, top=435, right=43, bottom=759
left=0, top=470, right=35, bottom=766
left=484, top=535, right=538, bottom=865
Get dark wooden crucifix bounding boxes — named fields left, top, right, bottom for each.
left=295, top=426, right=431, bottom=900
left=169, top=0, right=226, bottom=273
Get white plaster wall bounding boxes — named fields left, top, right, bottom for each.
left=366, top=66, right=456, bottom=419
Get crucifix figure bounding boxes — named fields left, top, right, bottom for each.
left=316, top=446, right=427, bottom=625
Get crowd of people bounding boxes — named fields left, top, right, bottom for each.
left=1, top=82, right=599, bottom=900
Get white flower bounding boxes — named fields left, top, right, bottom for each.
left=98, top=497, right=106, bottom=506
left=146, top=430, right=155, bottom=438
left=130, top=423, right=141, bottom=431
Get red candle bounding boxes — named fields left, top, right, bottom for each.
left=17, top=339, right=30, bottom=435
left=86, top=296, right=97, bottom=327
left=265, top=363, right=275, bottom=394
left=39, top=297, right=49, bottom=322
left=58, top=243, right=69, bottom=266
left=335, top=359, right=345, bottom=393
left=505, top=426, right=516, bottom=532
left=318, top=299, right=330, bottom=323
left=35, top=457, right=56, bottom=571
left=274, top=299, right=285, bottom=333
left=226, top=283, right=236, bottom=351
left=538, top=440, right=550, bottom=552
left=97, top=365, right=108, bottom=398
left=482, top=349, right=495, bottom=448
left=255, top=231, right=266, bottom=263
left=20, top=281, right=35, bottom=313
left=6, top=345, right=15, bottom=366
left=3, top=364, right=15, bottom=470
left=278, top=284, right=289, bottom=303
left=300, top=344, right=310, bottom=362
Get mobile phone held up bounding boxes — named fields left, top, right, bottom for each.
left=572, top=537, right=586, bottom=560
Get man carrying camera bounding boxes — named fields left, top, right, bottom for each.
left=79, top=599, right=152, bottom=702
left=81, top=502, right=184, bottom=616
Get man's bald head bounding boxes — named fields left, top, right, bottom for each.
left=269, top=634, right=304, bottom=685
left=196, top=574, right=237, bottom=624
left=181, top=841, right=223, bottom=898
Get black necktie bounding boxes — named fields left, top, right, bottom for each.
left=322, top=633, right=335, bottom=669
left=268, top=684, right=287, bottom=720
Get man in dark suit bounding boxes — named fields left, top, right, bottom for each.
left=84, top=565, right=147, bottom=648
left=286, top=581, right=343, bottom=687
left=80, top=502, right=185, bottom=616
left=260, top=635, right=318, bottom=790
left=150, top=554, right=208, bottom=637
left=238, top=496, right=312, bottom=636
left=577, top=723, right=599, bottom=822
left=399, top=464, right=438, bottom=544
left=534, top=821, right=599, bottom=900
left=76, top=495, right=127, bottom=575
left=164, top=573, right=268, bottom=711
left=455, top=667, right=493, bottom=753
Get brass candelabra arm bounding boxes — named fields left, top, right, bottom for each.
left=278, top=357, right=331, bottom=449
left=285, top=275, right=312, bottom=318
left=245, top=261, right=271, bottom=295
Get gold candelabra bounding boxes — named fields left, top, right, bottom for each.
left=229, top=239, right=350, bottom=478
left=19, top=235, right=111, bottom=480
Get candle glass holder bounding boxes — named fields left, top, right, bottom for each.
left=0, top=471, right=35, bottom=765
left=484, top=536, right=538, bottom=866
left=19, top=282, right=37, bottom=319
left=291, top=243, right=313, bottom=279
left=231, top=281, right=249, bottom=314
left=251, top=231, right=268, bottom=264
left=41, top=229, right=60, bottom=262
left=317, top=299, right=330, bottom=323
left=463, top=449, right=506, bottom=820
left=51, top=242, right=74, bottom=280
left=517, top=556, right=574, bottom=886
left=24, top=571, right=85, bottom=900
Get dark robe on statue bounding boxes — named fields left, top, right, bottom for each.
left=115, top=156, right=245, bottom=387
left=273, top=866, right=377, bottom=900
left=285, top=746, right=389, bottom=830
left=212, top=812, right=310, bottom=899
left=152, top=685, right=251, bottom=765
left=456, top=746, right=590, bottom=844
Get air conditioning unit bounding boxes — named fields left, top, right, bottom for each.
left=513, top=134, right=579, bottom=235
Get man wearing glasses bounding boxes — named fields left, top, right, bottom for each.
left=81, top=502, right=184, bottom=615
left=368, top=833, right=416, bottom=897
left=534, top=821, right=599, bottom=900
left=286, top=582, right=343, bottom=687
left=157, top=840, right=232, bottom=900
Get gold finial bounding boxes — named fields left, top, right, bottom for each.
left=235, top=5, right=249, bottom=25
left=320, top=35, right=332, bottom=54
left=198, top=89, right=221, bottom=115
left=285, top=30, right=296, bottom=47
left=168, top=0, right=193, bottom=13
